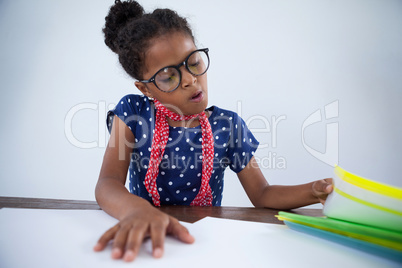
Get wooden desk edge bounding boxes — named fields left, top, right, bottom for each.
left=0, top=196, right=323, bottom=224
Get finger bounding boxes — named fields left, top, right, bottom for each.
left=324, top=178, right=334, bottom=193
left=325, top=183, right=333, bottom=193
left=150, top=221, right=168, bottom=258
left=167, top=217, right=195, bottom=244
left=93, top=224, right=119, bottom=252
left=316, top=178, right=334, bottom=204
left=111, top=226, right=130, bottom=259
left=324, top=178, right=333, bottom=185
left=316, top=179, right=332, bottom=194
left=123, top=224, right=148, bottom=262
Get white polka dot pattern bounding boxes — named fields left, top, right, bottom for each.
left=144, top=99, right=214, bottom=207
left=107, top=94, right=260, bottom=206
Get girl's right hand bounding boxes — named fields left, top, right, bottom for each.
left=93, top=206, right=195, bottom=262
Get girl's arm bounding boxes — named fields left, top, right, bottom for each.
left=94, top=115, right=194, bottom=262
left=237, top=156, right=333, bottom=209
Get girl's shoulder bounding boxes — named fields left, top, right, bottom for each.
left=107, top=94, right=153, bottom=133
left=117, top=94, right=153, bottom=112
left=207, top=105, right=243, bottom=124
left=111, top=94, right=154, bottom=118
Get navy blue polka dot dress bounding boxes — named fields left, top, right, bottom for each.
left=107, top=94, right=259, bottom=206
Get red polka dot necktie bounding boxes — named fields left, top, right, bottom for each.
left=144, top=99, right=214, bottom=206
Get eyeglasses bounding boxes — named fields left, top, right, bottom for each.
left=139, top=48, right=210, bottom=93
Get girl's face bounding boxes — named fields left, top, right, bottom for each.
left=135, top=32, right=208, bottom=116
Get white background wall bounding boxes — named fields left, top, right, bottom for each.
left=1, top=0, right=401, bottom=208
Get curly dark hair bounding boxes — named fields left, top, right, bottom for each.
left=103, top=0, right=194, bottom=80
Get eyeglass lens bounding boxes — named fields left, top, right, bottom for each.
left=154, top=50, right=209, bottom=92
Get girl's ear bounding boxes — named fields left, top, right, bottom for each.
left=135, top=81, right=154, bottom=99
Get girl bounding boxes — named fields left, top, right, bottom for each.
left=94, top=0, right=333, bottom=262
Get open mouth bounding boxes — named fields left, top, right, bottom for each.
left=191, top=91, right=203, bottom=102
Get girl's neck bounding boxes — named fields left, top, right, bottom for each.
left=167, top=110, right=211, bottom=128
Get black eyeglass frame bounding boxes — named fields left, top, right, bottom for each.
left=138, top=48, right=210, bottom=93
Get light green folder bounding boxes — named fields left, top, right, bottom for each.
left=277, top=211, right=402, bottom=252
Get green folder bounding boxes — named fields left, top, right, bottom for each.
left=284, top=221, right=402, bottom=263
left=277, top=211, right=402, bottom=252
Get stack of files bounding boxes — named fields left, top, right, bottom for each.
left=277, top=166, right=402, bottom=263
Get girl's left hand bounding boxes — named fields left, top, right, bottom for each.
left=312, top=178, right=333, bottom=204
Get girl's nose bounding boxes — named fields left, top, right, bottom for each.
left=180, top=67, right=196, bottom=88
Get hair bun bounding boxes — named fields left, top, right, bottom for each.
left=103, top=0, right=144, bottom=53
